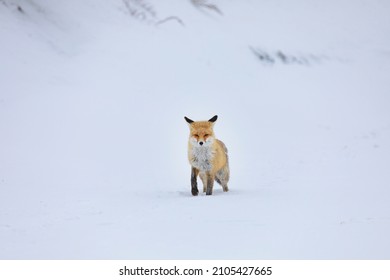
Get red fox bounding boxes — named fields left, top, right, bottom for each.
left=184, top=115, right=230, bottom=196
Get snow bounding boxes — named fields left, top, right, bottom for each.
left=1, top=0, right=390, bottom=259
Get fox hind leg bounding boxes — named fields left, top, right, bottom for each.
left=215, top=165, right=229, bottom=192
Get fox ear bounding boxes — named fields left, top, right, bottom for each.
left=184, top=116, right=194, bottom=124
left=208, top=115, right=218, bottom=123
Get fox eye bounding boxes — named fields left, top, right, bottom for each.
left=193, top=134, right=199, bottom=138
left=204, top=134, right=209, bottom=138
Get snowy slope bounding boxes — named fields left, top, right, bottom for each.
left=1, top=0, right=390, bottom=259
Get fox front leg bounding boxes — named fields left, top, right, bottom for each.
left=199, top=173, right=207, bottom=193
left=205, top=172, right=214, bottom=196
left=191, top=167, right=199, bottom=196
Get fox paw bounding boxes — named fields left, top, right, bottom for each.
left=191, top=188, right=199, bottom=196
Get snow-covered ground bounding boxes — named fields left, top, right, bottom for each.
left=1, top=0, right=390, bottom=259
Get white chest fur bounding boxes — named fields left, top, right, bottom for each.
left=190, top=145, right=214, bottom=172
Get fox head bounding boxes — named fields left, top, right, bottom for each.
left=184, top=115, right=218, bottom=147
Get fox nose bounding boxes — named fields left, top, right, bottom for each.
left=199, top=141, right=204, bottom=146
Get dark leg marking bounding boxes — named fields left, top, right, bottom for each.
left=191, top=167, right=199, bottom=196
